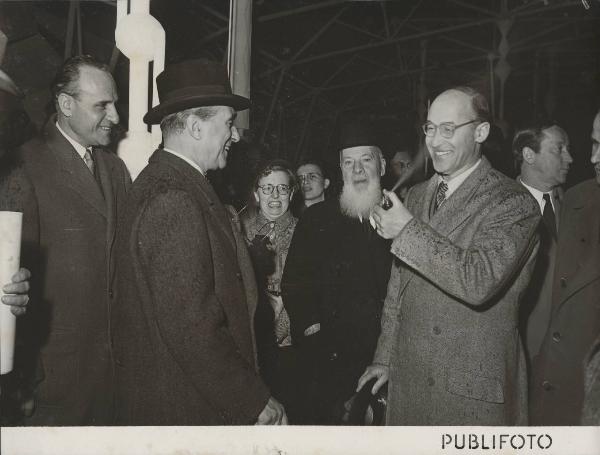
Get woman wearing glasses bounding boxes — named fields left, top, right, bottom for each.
left=238, top=159, right=301, bottom=421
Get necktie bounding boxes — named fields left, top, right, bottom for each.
left=83, top=148, right=95, bottom=175
left=434, top=180, right=448, bottom=212
left=542, top=193, right=557, bottom=239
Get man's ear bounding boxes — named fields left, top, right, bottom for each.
left=474, top=121, right=490, bottom=144
left=57, top=93, right=74, bottom=118
left=323, top=178, right=330, bottom=190
left=522, top=146, right=536, bottom=165
left=187, top=115, right=203, bottom=140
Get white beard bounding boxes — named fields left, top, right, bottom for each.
left=339, top=179, right=382, bottom=219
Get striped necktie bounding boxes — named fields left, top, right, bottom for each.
left=434, top=180, right=448, bottom=212
left=83, top=148, right=95, bottom=175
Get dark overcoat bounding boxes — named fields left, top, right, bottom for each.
left=111, top=150, right=270, bottom=425
left=282, top=197, right=392, bottom=423
left=530, top=179, right=600, bottom=424
left=16, top=121, right=130, bottom=425
left=374, top=158, right=540, bottom=425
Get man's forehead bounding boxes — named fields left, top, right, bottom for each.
left=428, top=90, right=472, bottom=121
left=297, top=163, right=321, bottom=174
left=543, top=125, right=568, bottom=144
left=592, top=113, right=600, bottom=137
left=392, top=151, right=411, bottom=162
left=341, top=145, right=378, bottom=158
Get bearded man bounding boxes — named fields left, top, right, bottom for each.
left=281, top=123, right=392, bottom=424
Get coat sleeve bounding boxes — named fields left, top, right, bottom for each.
left=135, top=190, right=270, bottom=424
left=391, top=190, right=540, bottom=307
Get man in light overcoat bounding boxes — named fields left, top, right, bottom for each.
left=359, top=87, right=540, bottom=425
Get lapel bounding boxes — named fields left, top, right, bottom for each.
left=95, top=151, right=117, bottom=258
left=428, top=158, right=491, bottom=237
left=44, top=121, right=107, bottom=218
left=153, top=150, right=237, bottom=255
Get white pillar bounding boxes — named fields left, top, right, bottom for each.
left=114, top=0, right=165, bottom=180
left=228, top=0, right=252, bottom=134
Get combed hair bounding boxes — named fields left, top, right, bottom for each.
left=160, top=106, right=219, bottom=137
left=51, top=55, right=110, bottom=107
left=296, top=158, right=328, bottom=179
left=253, top=158, right=298, bottom=193
left=451, top=86, right=490, bottom=122
left=511, top=123, right=565, bottom=164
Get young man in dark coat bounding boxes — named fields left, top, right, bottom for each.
left=282, top=124, right=392, bottom=424
left=111, top=59, right=286, bottom=425
left=15, top=56, right=130, bottom=425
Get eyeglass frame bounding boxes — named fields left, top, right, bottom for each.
left=421, top=119, right=481, bottom=139
left=297, top=172, right=324, bottom=183
left=257, top=183, right=292, bottom=196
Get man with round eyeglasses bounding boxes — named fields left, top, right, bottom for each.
left=359, top=86, right=540, bottom=425
left=296, top=160, right=330, bottom=211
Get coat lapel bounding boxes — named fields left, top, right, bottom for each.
left=45, top=122, right=107, bottom=218
left=429, top=158, right=491, bottom=237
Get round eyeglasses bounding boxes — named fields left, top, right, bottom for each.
left=298, top=173, right=323, bottom=183
left=258, top=184, right=291, bottom=195
left=422, top=119, right=480, bottom=139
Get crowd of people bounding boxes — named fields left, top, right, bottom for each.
left=0, top=54, right=598, bottom=426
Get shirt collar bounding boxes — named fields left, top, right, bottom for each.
left=55, top=121, right=88, bottom=159
left=519, top=177, right=555, bottom=213
left=438, top=158, right=481, bottom=198
left=163, top=148, right=205, bottom=176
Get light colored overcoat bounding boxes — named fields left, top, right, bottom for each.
left=374, top=157, right=540, bottom=425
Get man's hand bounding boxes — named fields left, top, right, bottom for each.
left=2, top=268, right=31, bottom=316
left=371, top=190, right=414, bottom=239
left=256, top=396, right=288, bottom=425
left=356, top=364, right=389, bottom=395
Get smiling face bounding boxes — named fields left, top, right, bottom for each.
left=425, top=90, right=489, bottom=179
left=196, top=106, right=240, bottom=171
left=255, top=170, right=293, bottom=221
left=58, top=66, right=119, bottom=147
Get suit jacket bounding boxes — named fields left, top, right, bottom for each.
left=16, top=120, right=130, bottom=425
left=518, top=182, right=563, bottom=361
left=111, top=150, right=270, bottom=425
left=530, top=179, right=600, bottom=425
left=374, top=157, right=540, bottom=425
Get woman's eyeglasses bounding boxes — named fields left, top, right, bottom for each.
left=257, top=184, right=291, bottom=195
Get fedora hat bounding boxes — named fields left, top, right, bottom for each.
left=143, top=59, right=250, bottom=125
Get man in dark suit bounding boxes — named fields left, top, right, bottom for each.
left=16, top=55, right=130, bottom=425
left=512, top=124, right=572, bottom=365
left=360, top=87, right=540, bottom=425
left=530, top=109, right=600, bottom=425
left=282, top=123, right=392, bottom=424
left=111, top=59, right=286, bottom=425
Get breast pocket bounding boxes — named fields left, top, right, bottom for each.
left=445, top=366, right=505, bottom=404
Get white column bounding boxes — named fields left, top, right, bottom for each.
left=114, top=0, right=165, bottom=180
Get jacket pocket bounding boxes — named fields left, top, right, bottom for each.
left=445, top=367, right=504, bottom=404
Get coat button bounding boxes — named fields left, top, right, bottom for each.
left=109, top=289, right=114, bottom=298
left=552, top=331, right=561, bottom=342
left=427, top=377, right=435, bottom=386
left=542, top=380, right=554, bottom=391
left=433, top=326, right=441, bottom=335
left=560, top=277, right=567, bottom=288
left=236, top=272, right=242, bottom=280
left=329, top=352, right=338, bottom=361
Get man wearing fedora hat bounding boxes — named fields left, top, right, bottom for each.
left=111, top=59, right=286, bottom=425
left=281, top=121, right=392, bottom=424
